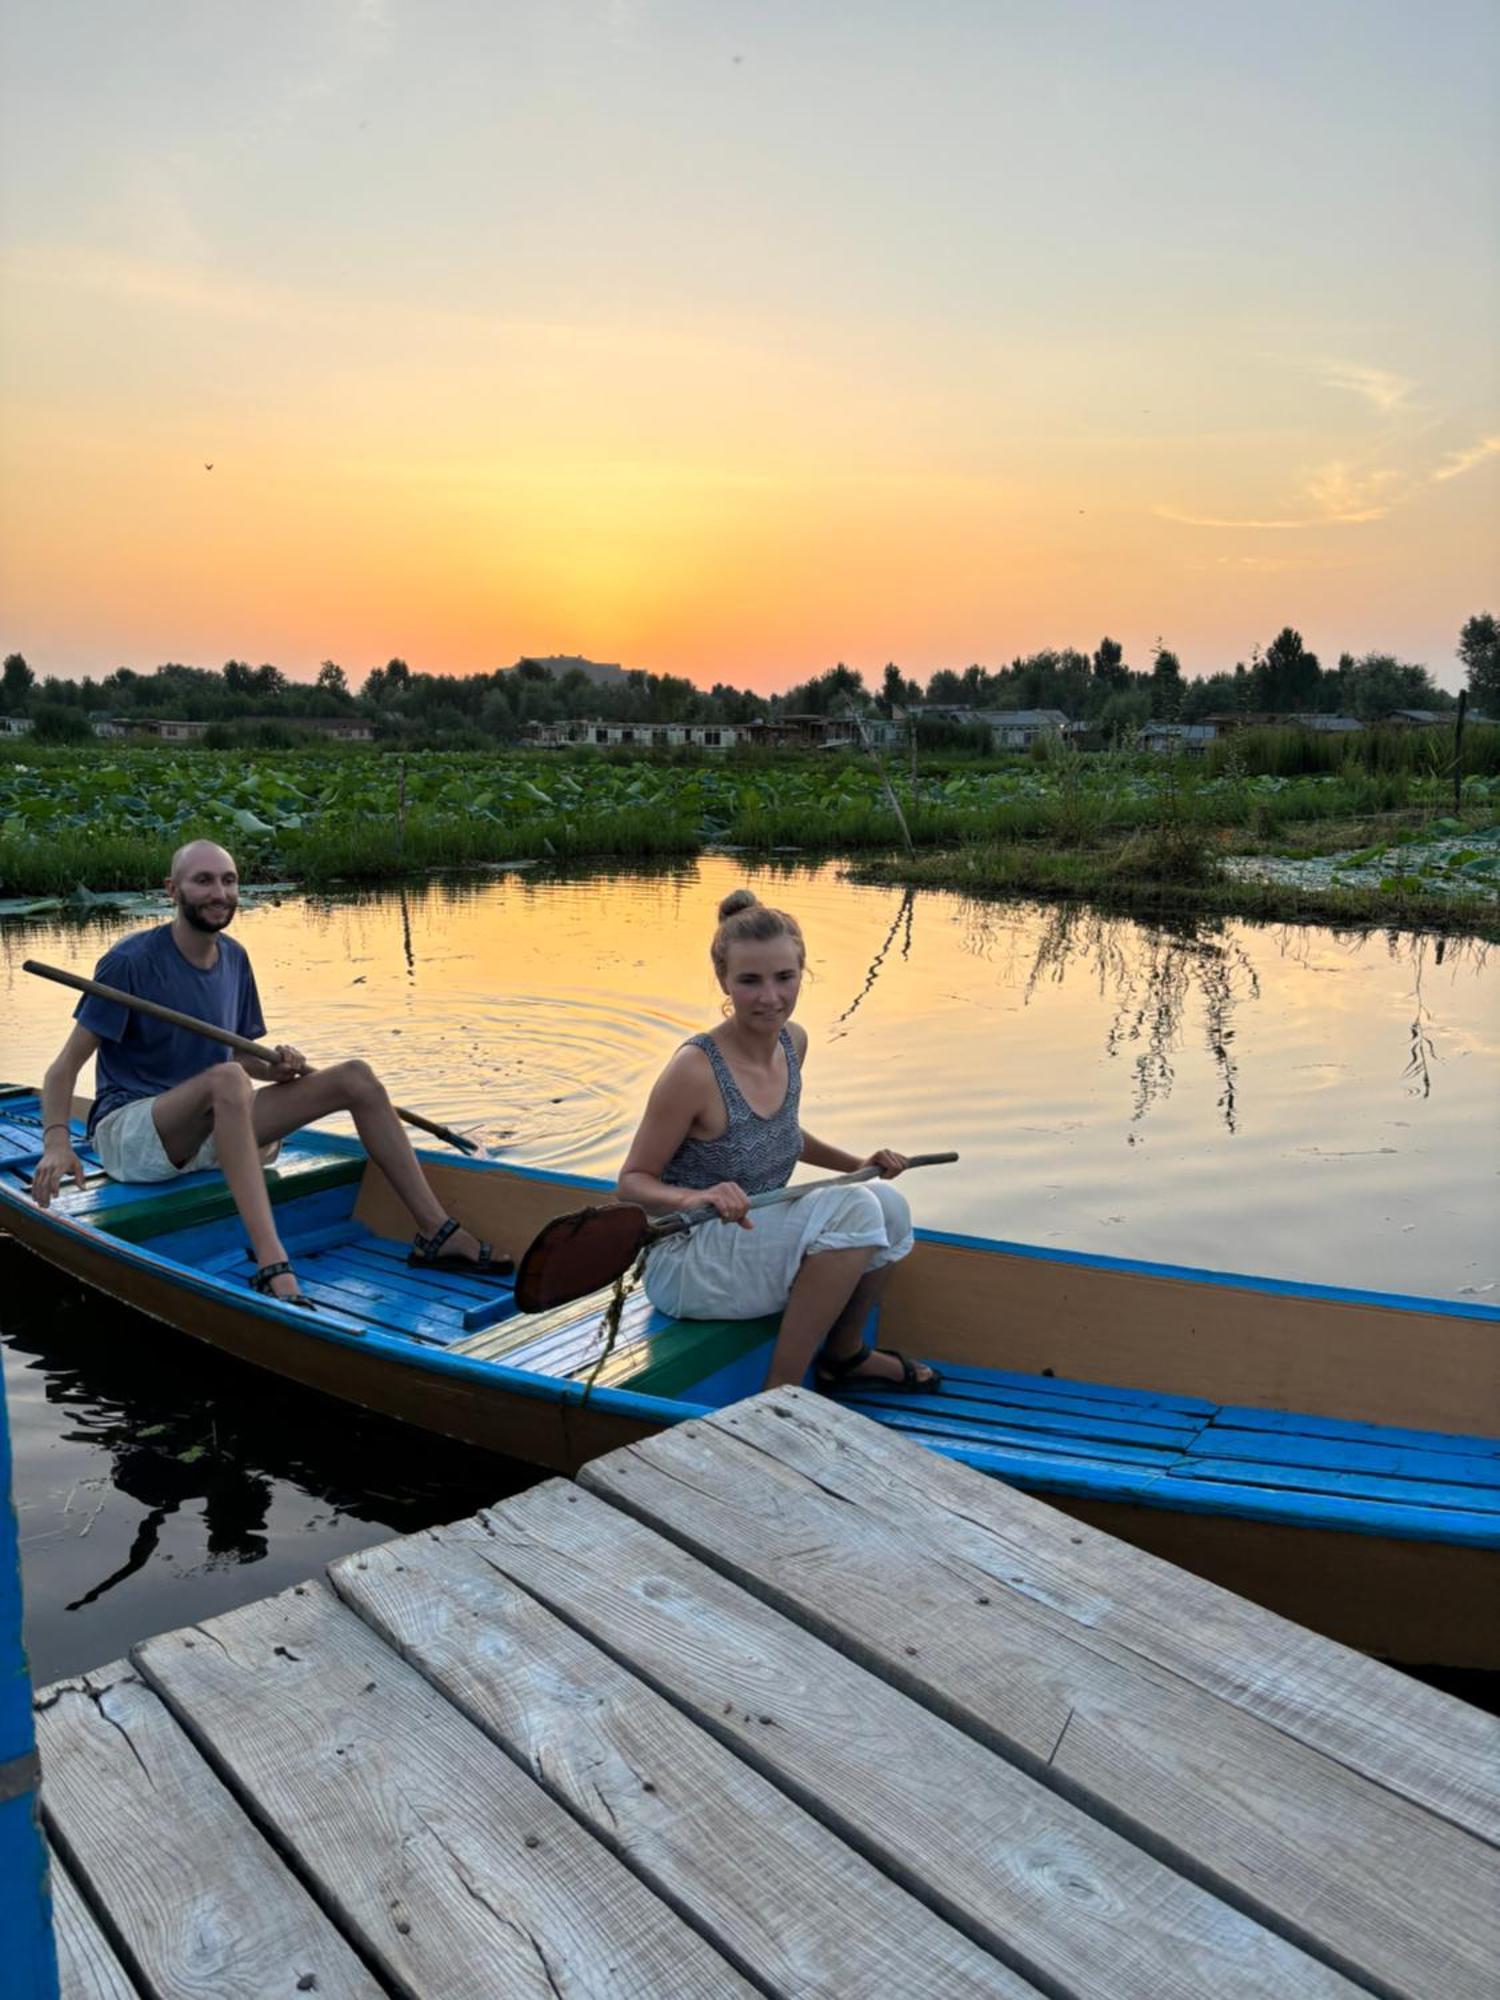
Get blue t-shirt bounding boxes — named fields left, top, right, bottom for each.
left=77, top=926, right=267, bottom=1137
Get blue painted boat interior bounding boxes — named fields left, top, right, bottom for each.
left=2, top=1091, right=1496, bottom=1548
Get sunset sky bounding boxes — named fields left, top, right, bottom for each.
left=1, top=1, right=1495, bottom=694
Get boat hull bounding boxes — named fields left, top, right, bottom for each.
left=4, top=1097, right=1496, bottom=1670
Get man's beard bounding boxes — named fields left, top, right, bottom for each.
left=179, top=899, right=236, bottom=933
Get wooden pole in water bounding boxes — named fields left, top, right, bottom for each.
left=1453, top=690, right=1467, bottom=818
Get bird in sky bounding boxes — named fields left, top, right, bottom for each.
left=204, top=462, right=214, bottom=471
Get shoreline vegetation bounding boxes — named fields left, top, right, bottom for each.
left=3, top=734, right=1498, bottom=940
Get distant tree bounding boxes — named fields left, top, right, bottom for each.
left=1253, top=627, right=1320, bottom=710
left=2, top=652, right=35, bottom=711
left=1343, top=654, right=1449, bottom=721
left=222, top=660, right=256, bottom=696
left=880, top=662, right=907, bottom=717
left=1148, top=641, right=1183, bottom=719
left=1458, top=613, right=1500, bottom=711
left=29, top=701, right=92, bottom=742
left=924, top=668, right=967, bottom=706
left=316, top=659, right=350, bottom=700
left=1091, top=636, right=1129, bottom=689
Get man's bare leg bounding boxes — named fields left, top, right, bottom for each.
left=151, top=1065, right=296, bottom=1295
left=248, top=1060, right=495, bottom=1261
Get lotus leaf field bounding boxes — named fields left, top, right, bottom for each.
left=2, top=747, right=1497, bottom=934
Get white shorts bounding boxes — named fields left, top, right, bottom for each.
left=644, top=1180, right=913, bottom=1322
left=93, top=1096, right=281, bottom=1185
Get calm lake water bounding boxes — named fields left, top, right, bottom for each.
left=3, top=857, right=1496, bottom=1683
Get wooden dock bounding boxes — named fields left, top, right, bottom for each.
left=34, top=1387, right=1500, bottom=2000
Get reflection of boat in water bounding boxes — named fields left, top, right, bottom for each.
left=4, top=1085, right=1496, bottom=1669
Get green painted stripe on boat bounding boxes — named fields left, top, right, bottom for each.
left=94, top=1156, right=364, bottom=1242
left=594, top=1314, right=780, bottom=1398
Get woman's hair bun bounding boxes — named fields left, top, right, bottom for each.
left=717, top=888, right=760, bottom=921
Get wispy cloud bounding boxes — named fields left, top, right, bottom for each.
left=1431, top=434, right=1500, bottom=483
left=1157, top=428, right=1498, bottom=531
left=1322, top=362, right=1415, bottom=415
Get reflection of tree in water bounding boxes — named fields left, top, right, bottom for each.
left=831, top=889, right=915, bottom=1037
left=965, top=900, right=1491, bottom=1128
left=1018, top=906, right=1260, bottom=1130
left=3, top=1248, right=509, bottom=1617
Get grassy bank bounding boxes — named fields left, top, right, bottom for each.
left=3, top=743, right=1497, bottom=934
left=851, top=816, right=1500, bottom=940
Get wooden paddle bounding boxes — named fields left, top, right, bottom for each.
left=513, top=1152, right=959, bottom=1313
left=23, top=958, right=487, bottom=1158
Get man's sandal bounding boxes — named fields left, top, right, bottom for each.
left=249, top=1260, right=318, bottom=1310
left=816, top=1341, right=942, bottom=1393
left=408, top=1216, right=515, bottom=1278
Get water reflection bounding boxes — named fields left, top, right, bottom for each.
left=2, top=1243, right=521, bottom=1683
left=1007, top=906, right=1261, bottom=1132
left=832, top=887, right=916, bottom=1035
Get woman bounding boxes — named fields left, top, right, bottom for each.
left=617, top=889, right=940, bottom=1393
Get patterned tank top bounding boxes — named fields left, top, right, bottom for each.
left=659, top=1029, right=803, bottom=1196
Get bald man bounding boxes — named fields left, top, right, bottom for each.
left=32, top=840, right=509, bottom=1306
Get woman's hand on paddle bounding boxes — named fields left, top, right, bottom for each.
left=862, top=1148, right=909, bottom=1179
left=31, top=1139, right=85, bottom=1208
left=696, top=1181, right=753, bottom=1228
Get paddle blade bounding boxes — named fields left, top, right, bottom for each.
left=513, top=1203, right=651, bottom=1314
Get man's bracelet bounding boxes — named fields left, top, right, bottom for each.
left=42, top=1122, right=70, bottom=1136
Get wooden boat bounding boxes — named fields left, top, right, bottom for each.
left=3, top=1084, right=1496, bottom=1668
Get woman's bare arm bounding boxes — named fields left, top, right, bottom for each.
left=618, top=1047, right=751, bottom=1224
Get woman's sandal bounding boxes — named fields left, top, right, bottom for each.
left=408, top=1216, right=515, bottom=1278
left=816, top=1341, right=942, bottom=1393
left=249, top=1260, right=318, bottom=1311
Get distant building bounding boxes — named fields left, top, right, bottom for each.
left=1139, top=721, right=1218, bottom=753
left=1387, top=709, right=1462, bottom=728
left=974, top=708, right=1069, bottom=750
left=136, top=718, right=212, bottom=740
left=525, top=719, right=751, bottom=750
left=0, top=715, right=34, bottom=737
left=306, top=717, right=373, bottom=741
left=90, top=715, right=129, bottom=738
left=1294, top=714, right=1364, bottom=734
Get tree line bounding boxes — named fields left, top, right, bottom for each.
left=3, top=615, right=1495, bottom=745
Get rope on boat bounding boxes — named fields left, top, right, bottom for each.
left=581, top=1245, right=651, bottom=1401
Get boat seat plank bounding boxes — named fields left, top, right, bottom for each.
left=1210, top=1404, right=1500, bottom=1460
left=833, top=1384, right=1206, bottom=1451
left=881, top=1368, right=1209, bottom=1432
left=1177, top=1456, right=1500, bottom=1515
left=602, top=1392, right=1500, bottom=1846
left=35, top=1662, right=382, bottom=2000
left=936, top=1358, right=1219, bottom=1416
left=132, top=1583, right=756, bottom=2000
left=451, top=1480, right=1358, bottom=2000
left=48, top=1851, right=142, bottom=2000
left=830, top=1402, right=1186, bottom=1469
left=1189, top=1425, right=1500, bottom=1491
left=328, top=1527, right=1040, bottom=2000
left=578, top=1396, right=1500, bottom=2000
left=59, top=1153, right=365, bottom=1243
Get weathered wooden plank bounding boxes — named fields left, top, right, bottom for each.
left=48, top=1855, right=139, bottom=2000
left=35, top=1661, right=380, bottom=2000
left=602, top=1388, right=1500, bottom=1848
left=331, top=1525, right=1037, bottom=2000
left=455, top=1479, right=1359, bottom=2000
left=579, top=1396, right=1499, bottom=1999
left=134, top=1581, right=755, bottom=2000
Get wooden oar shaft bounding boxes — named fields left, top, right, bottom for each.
left=656, top=1151, right=960, bottom=1238
left=22, top=958, right=480, bottom=1156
